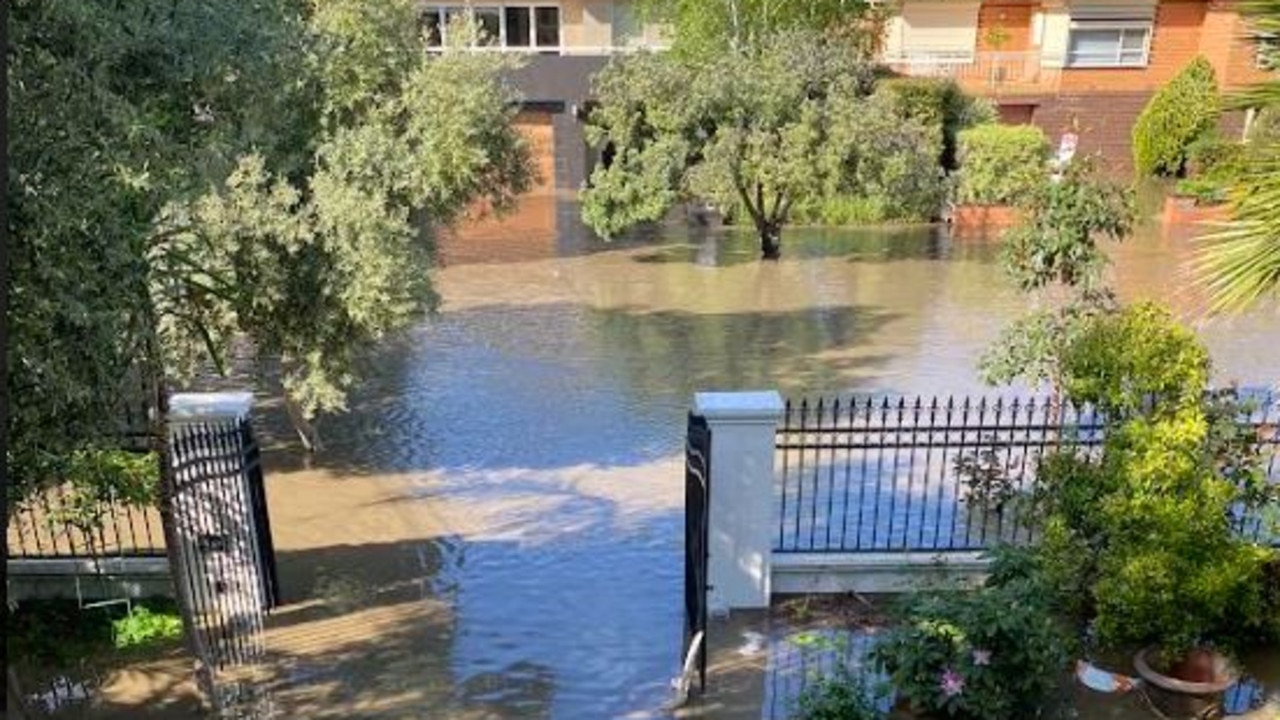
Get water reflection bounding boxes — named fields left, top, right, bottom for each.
left=252, top=196, right=1277, bottom=719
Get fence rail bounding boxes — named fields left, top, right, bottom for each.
left=775, top=394, right=1280, bottom=554
left=8, top=484, right=166, bottom=560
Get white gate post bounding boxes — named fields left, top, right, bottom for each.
left=695, top=391, right=784, bottom=611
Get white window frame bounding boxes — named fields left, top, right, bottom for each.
left=1256, top=31, right=1280, bottom=71
left=1065, top=20, right=1152, bottom=68
left=421, top=3, right=562, bottom=52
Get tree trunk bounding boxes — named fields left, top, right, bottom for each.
left=759, top=222, right=782, bottom=260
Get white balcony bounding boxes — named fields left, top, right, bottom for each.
left=883, top=50, right=1062, bottom=96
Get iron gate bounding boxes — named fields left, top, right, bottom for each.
left=170, top=418, right=279, bottom=673
left=683, top=413, right=711, bottom=694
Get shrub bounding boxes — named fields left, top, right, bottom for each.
left=1174, top=177, right=1227, bottom=206
left=1186, top=134, right=1246, bottom=181
left=112, top=606, right=184, bottom=649
left=871, top=581, right=1070, bottom=720
left=877, top=77, right=993, bottom=170
left=1039, top=303, right=1278, bottom=657
left=1247, top=105, right=1280, bottom=146
left=792, top=671, right=885, bottom=720
left=955, top=124, right=1051, bottom=206
left=1132, top=57, right=1220, bottom=176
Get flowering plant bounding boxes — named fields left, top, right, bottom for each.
left=870, top=576, right=1069, bottom=719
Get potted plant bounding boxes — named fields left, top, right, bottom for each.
left=1029, top=304, right=1276, bottom=718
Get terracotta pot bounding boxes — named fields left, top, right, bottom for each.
left=1162, top=195, right=1230, bottom=226
left=1133, top=647, right=1239, bottom=719
left=949, top=204, right=1022, bottom=237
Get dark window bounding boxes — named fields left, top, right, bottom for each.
left=505, top=6, right=532, bottom=47
left=422, top=8, right=443, bottom=47
left=474, top=7, right=501, bottom=46
left=535, top=6, right=560, bottom=48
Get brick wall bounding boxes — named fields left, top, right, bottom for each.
left=1028, top=92, right=1154, bottom=176
left=1059, top=1, right=1208, bottom=93
left=977, top=1, right=1035, bottom=52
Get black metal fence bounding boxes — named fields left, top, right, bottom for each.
left=775, top=394, right=1280, bottom=554
left=683, top=413, right=712, bottom=695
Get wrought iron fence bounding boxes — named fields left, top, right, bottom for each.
left=775, top=394, right=1280, bottom=554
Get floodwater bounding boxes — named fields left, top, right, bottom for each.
left=244, top=196, right=1278, bottom=719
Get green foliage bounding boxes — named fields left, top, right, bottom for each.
left=1026, top=303, right=1277, bottom=656
left=877, top=78, right=996, bottom=171
left=636, top=0, right=886, bottom=57
left=955, top=124, right=1051, bottom=206
left=112, top=606, right=184, bottom=650
left=979, top=291, right=1117, bottom=388
left=7, top=599, right=182, bottom=670
left=1247, top=106, right=1280, bottom=146
left=583, top=30, right=887, bottom=256
left=583, top=33, right=967, bottom=249
left=999, top=161, right=1135, bottom=293
left=1187, top=134, right=1246, bottom=180
left=9, top=0, right=532, bottom=507
left=1174, top=178, right=1229, bottom=205
left=1132, top=57, right=1221, bottom=176
left=871, top=582, right=1070, bottom=720
left=792, top=670, right=884, bottom=720
left=45, top=450, right=160, bottom=537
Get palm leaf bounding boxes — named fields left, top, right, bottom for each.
left=1196, top=0, right=1280, bottom=311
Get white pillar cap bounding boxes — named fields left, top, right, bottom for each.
left=694, top=391, right=785, bottom=423
left=169, top=392, right=254, bottom=424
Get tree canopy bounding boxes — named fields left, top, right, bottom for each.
left=8, top=0, right=532, bottom=504
left=581, top=30, right=955, bottom=258
left=635, top=0, right=885, bottom=57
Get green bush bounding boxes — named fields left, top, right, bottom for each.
left=1132, top=56, right=1221, bottom=176
left=1173, top=177, right=1227, bottom=206
left=1247, top=105, right=1280, bottom=146
left=112, top=606, right=184, bottom=649
left=955, top=124, right=1050, bottom=206
left=792, top=671, right=885, bottom=720
left=1186, top=134, right=1246, bottom=181
left=878, top=77, right=994, bottom=170
left=791, top=195, right=891, bottom=225
left=1032, top=303, right=1278, bottom=657
left=871, top=581, right=1070, bottom=720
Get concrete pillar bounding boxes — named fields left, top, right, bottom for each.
left=694, top=391, right=785, bottom=611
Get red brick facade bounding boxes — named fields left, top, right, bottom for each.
left=976, top=0, right=1271, bottom=175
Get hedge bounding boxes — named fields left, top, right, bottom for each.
left=877, top=77, right=996, bottom=170
left=955, top=124, right=1051, bottom=206
left=1132, top=57, right=1220, bottom=176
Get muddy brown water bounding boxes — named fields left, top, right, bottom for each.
left=64, top=200, right=1278, bottom=718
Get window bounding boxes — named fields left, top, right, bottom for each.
left=422, top=8, right=443, bottom=47
left=474, top=7, right=501, bottom=46
left=535, top=7, right=560, bottom=48
left=421, top=4, right=561, bottom=50
left=1066, top=23, right=1151, bottom=67
left=505, top=7, right=532, bottom=47
left=1256, top=32, right=1279, bottom=71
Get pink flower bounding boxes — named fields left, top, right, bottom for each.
left=972, top=649, right=992, bottom=666
left=940, top=668, right=965, bottom=697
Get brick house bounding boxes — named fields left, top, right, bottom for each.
left=882, top=0, right=1274, bottom=174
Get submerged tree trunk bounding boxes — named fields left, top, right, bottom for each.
left=759, top=222, right=782, bottom=260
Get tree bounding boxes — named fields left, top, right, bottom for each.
left=1195, top=1, right=1280, bottom=312
left=581, top=30, right=947, bottom=259
left=635, top=0, right=885, bottom=57
left=1131, top=56, right=1220, bottom=177
left=9, top=1, right=530, bottom=705
left=9, top=0, right=531, bottom=501
left=980, top=159, right=1135, bottom=389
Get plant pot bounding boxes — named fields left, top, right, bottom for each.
left=1133, top=647, right=1239, bottom=719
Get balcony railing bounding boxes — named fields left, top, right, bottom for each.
left=883, top=51, right=1062, bottom=96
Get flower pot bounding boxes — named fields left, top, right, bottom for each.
left=1133, top=647, right=1239, bottom=719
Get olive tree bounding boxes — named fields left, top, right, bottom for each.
left=581, top=30, right=946, bottom=259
